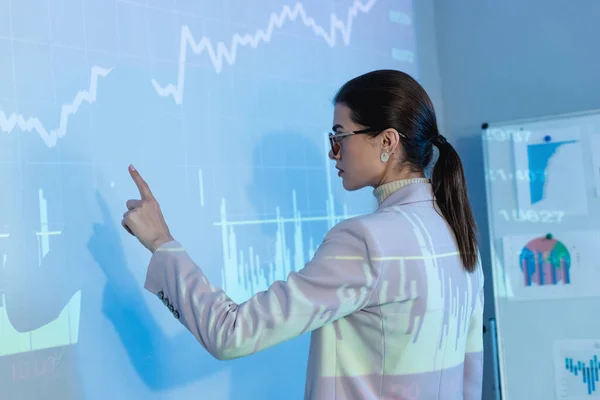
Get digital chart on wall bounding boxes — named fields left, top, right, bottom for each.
left=0, top=0, right=417, bottom=399
left=501, top=230, right=600, bottom=301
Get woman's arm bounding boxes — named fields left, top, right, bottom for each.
left=144, top=218, right=380, bottom=360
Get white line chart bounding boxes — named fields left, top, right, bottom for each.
left=0, top=67, right=112, bottom=148
left=152, top=0, right=378, bottom=104
left=0, top=0, right=380, bottom=147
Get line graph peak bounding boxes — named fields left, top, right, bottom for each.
left=152, top=0, right=378, bottom=105
left=0, top=66, right=112, bottom=148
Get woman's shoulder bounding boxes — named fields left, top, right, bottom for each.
left=328, top=211, right=382, bottom=233
left=325, top=212, right=397, bottom=248
left=328, top=206, right=454, bottom=254
left=331, top=209, right=413, bottom=235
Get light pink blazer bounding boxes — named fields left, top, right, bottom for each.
left=144, top=181, right=485, bottom=399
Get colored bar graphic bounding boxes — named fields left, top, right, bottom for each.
left=519, top=234, right=571, bottom=287
left=564, top=355, right=600, bottom=395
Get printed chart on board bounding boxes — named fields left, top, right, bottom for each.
left=501, top=230, right=600, bottom=301
left=554, top=339, right=600, bottom=400
left=512, top=127, right=587, bottom=217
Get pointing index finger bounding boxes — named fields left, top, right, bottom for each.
left=129, top=164, right=154, bottom=200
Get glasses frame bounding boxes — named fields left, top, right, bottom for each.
left=328, top=128, right=385, bottom=156
left=329, top=128, right=408, bottom=156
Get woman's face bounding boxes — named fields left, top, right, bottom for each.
left=328, top=103, right=388, bottom=191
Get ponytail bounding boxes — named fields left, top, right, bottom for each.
left=330, top=68, right=479, bottom=271
left=431, top=135, right=479, bottom=272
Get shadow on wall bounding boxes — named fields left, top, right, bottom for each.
left=101, top=127, right=335, bottom=399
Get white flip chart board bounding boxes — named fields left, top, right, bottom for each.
left=482, top=109, right=600, bottom=400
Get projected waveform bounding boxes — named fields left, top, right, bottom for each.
left=215, top=136, right=354, bottom=302
left=0, top=1, right=401, bottom=147
left=198, top=168, right=205, bottom=207
left=564, top=355, right=599, bottom=396
left=0, top=189, right=80, bottom=356
left=0, top=66, right=112, bottom=148
left=152, top=0, right=379, bottom=104
left=217, top=190, right=351, bottom=303
left=38, top=189, right=52, bottom=260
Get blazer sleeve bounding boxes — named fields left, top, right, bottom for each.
left=143, top=218, right=380, bottom=360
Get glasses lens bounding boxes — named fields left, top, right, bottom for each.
left=332, top=142, right=340, bottom=155
left=329, top=135, right=340, bottom=155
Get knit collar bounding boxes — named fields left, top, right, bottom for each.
left=373, top=178, right=431, bottom=205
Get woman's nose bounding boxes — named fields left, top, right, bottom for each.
left=328, top=149, right=340, bottom=160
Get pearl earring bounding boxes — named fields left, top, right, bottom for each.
left=380, top=152, right=389, bottom=163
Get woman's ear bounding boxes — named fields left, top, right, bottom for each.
left=381, top=128, right=401, bottom=153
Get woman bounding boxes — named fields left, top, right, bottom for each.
left=122, top=69, right=485, bottom=399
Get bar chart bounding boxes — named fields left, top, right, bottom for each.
left=555, top=340, right=600, bottom=399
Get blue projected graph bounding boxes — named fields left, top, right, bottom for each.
left=217, top=135, right=355, bottom=303
left=527, top=138, right=577, bottom=204
left=564, top=355, right=600, bottom=396
left=0, top=67, right=111, bottom=148
left=152, top=0, right=381, bottom=105
left=0, top=0, right=417, bottom=399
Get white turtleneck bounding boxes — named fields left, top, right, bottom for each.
left=373, top=177, right=430, bottom=205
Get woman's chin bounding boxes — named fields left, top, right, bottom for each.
left=341, top=176, right=362, bottom=191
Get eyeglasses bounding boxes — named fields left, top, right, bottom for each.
left=328, top=128, right=384, bottom=156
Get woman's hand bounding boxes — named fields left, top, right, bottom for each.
left=122, top=165, right=174, bottom=252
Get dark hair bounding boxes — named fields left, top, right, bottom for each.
left=333, top=69, right=478, bottom=272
